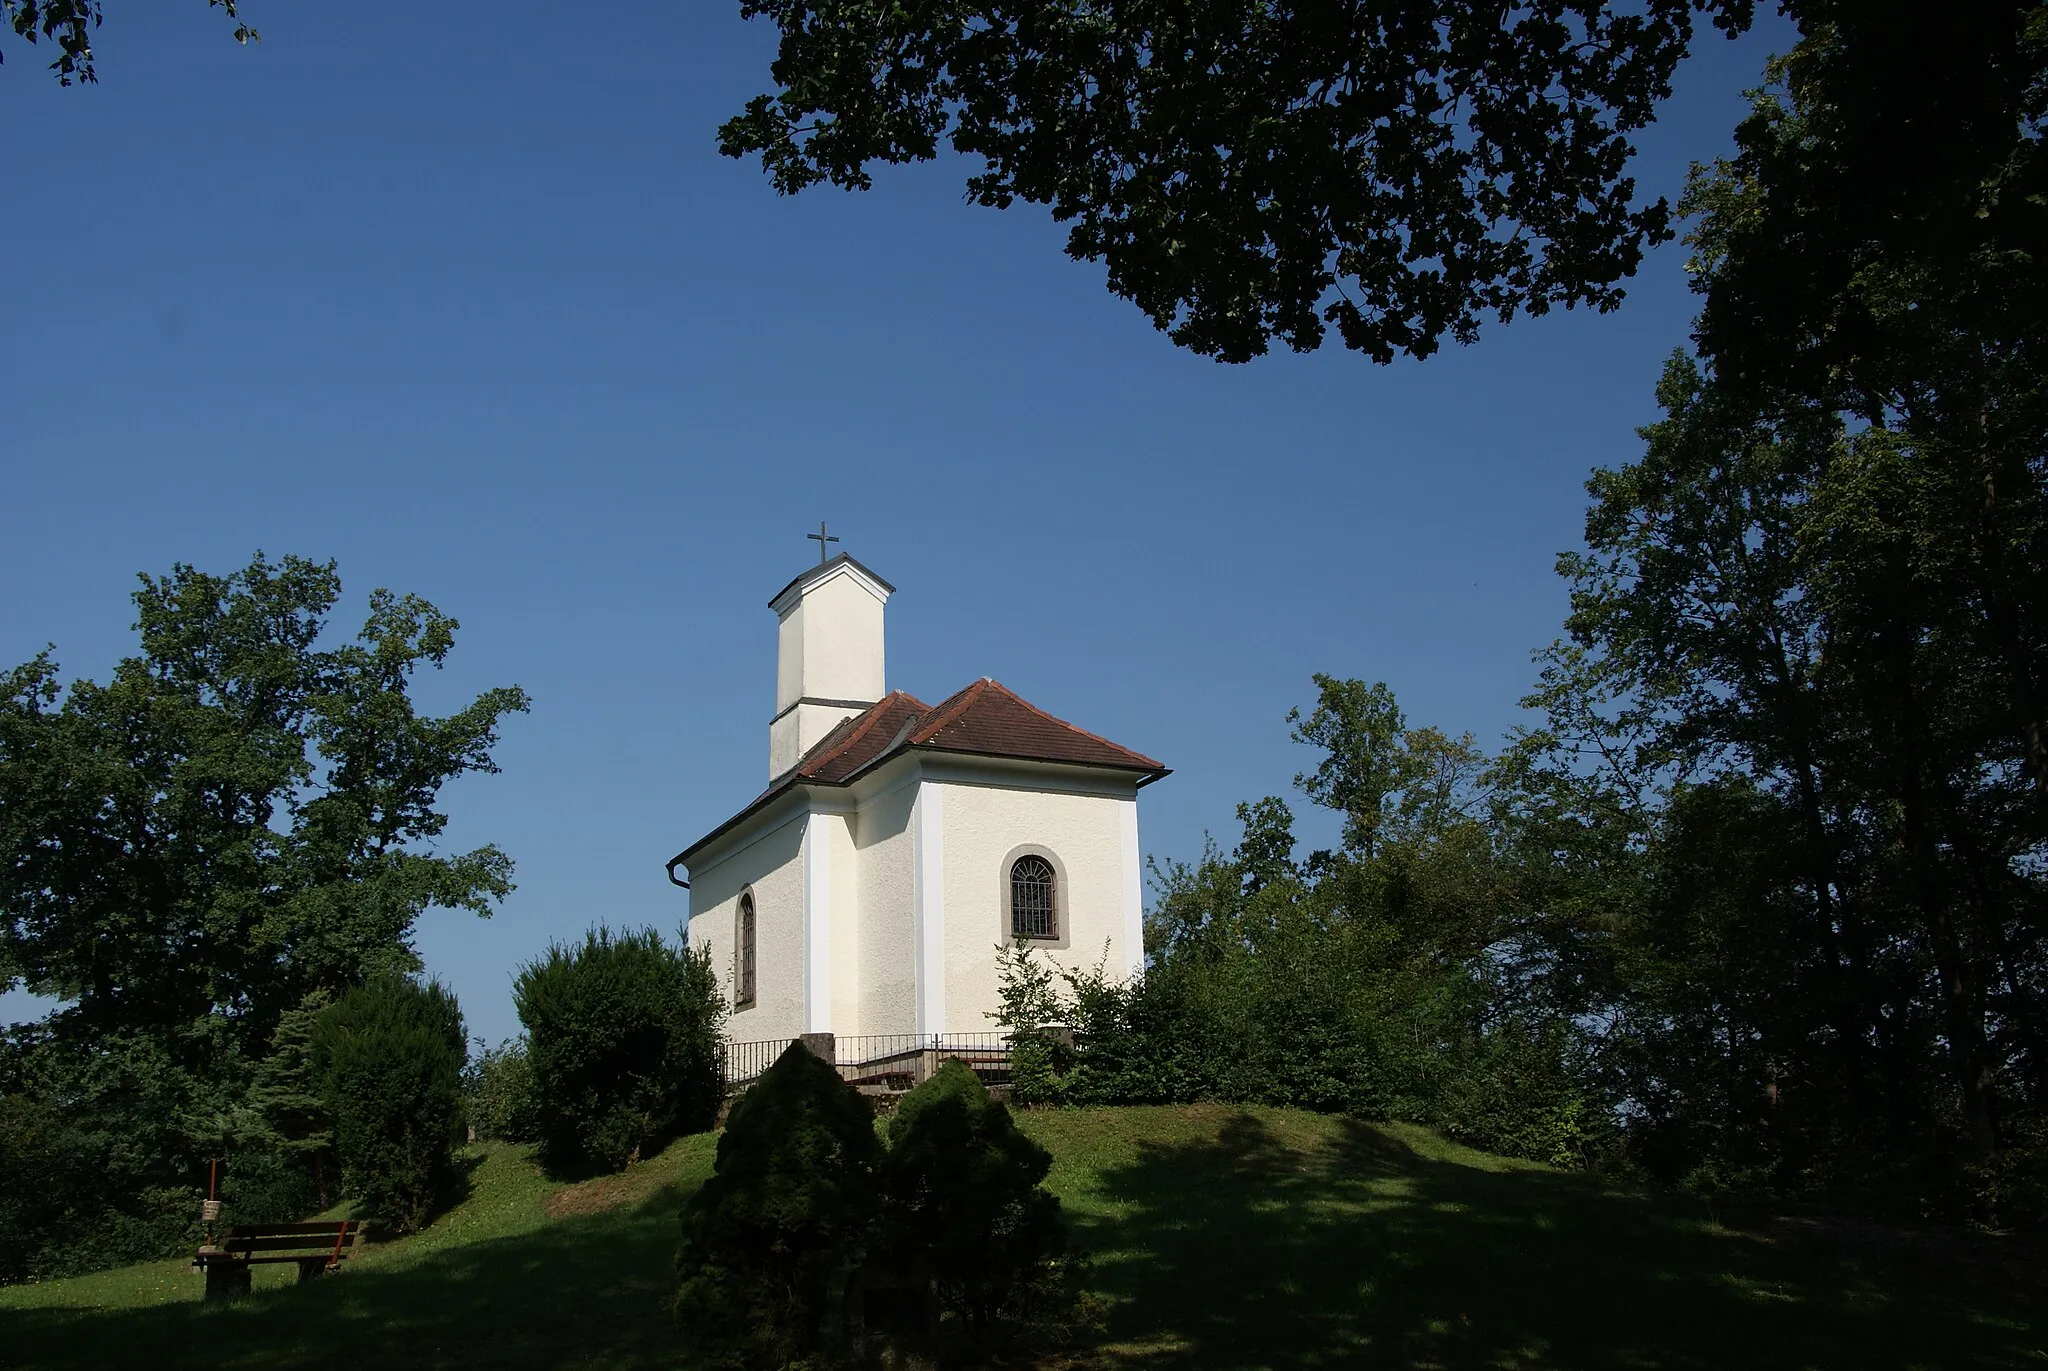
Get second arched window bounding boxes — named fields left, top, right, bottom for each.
left=1010, top=855, right=1057, bottom=940
left=735, top=892, right=757, bottom=1009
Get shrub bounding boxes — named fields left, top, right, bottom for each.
left=314, top=975, right=467, bottom=1234
left=673, top=1040, right=880, bottom=1369
left=1965, top=1112, right=2048, bottom=1231
left=215, top=1145, right=323, bottom=1230
left=878, top=1060, right=1069, bottom=1358
left=516, top=927, right=724, bottom=1173
left=464, top=1037, right=538, bottom=1143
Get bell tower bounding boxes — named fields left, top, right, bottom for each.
left=767, top=536, right=892, bottom=780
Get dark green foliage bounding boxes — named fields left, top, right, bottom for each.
left=214, top=1146, right=323, bottom=1234
left=1538, top=4, right=2048, bottom=1200
left=0, top=1023, right=309, bottom=1280
left=0, top=1092, right=81, bottom=1283
left=515, top=928, right=724, bottom=1173
left=991, top=688, right=1611, bottom=1171
left=673, top=1041, right=881, bottom=1369
left=721, top=0, right=1756, bottom=365
left=879, top=1060, right=1067, bottom=1356
left=464, top=1038, right=539, bottom=1144
left=0, top=1025, right=252, bottom=1280
left=722, top=3, right=2030, bottom=378
left=0, top=553, right=526, bottom=1059
left=314, top=976, right=468, bottom=1234
left=0, top=553, right=524, bottom=1279
left=250, top=990, right=335, bottom=1207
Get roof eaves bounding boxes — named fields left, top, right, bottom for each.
left=671, top=772, right=843, bottom=868
left=887, top=740, right=1170, bottom=783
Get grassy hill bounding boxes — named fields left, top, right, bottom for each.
left=1, top=1104, right=2039, bottom=1370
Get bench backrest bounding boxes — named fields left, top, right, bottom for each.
left=219, top=1221, right=365, bottom=1255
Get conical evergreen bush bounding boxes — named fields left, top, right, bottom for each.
left=879, top=1059, right=1067, bottom=1356
left=673, top=1040, right=879, bottom=1369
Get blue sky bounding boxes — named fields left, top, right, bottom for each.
left=1, top=4, right=1793, bottom=1044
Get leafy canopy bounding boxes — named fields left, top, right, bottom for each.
left=722, top=0, right=1761, bottom=364
left=0, top=551, right=529, bottom=1056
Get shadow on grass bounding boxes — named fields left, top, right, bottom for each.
left=0, top=1175, right=690, bottom=1371
left=1069, top=1112, right=2043, bottom=1371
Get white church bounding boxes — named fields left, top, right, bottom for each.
left=669, top=549, right=1169, bottom=1048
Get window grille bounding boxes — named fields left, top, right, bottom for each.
left=736, top=893, right=757, bottom=1008
left=1010, top=855, right=1057, bottom=940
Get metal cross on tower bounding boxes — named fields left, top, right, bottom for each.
left=807, top=521, right=840, bottom=564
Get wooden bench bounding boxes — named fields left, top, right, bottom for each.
left=194, top=1220, right=366, bottom=1300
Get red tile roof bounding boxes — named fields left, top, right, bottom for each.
left=789, top=690, right=930, bottom=783
left=902, top=678, right=1167, bottom=774
left=676, top=679, right=1168, bottom=863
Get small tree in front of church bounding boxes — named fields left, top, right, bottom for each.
left=991, top=940, right=1078, bottom=1105
left=516, top=927, right=723, bottom=1173
left=877, top=1059, right=1070, bottom=1359
left=673, top=1040, right=881, bottom=1369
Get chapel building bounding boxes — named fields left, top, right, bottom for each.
left=670, top=552, right=1169, bottom=1045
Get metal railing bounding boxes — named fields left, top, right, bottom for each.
left=723, top=1036, right=796, bottom=1089
left=722, top=1031, right=1015, bottom=1094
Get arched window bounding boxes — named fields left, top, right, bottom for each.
left=1010, top=855, right=1057, bottom=940
left=735, top=892, right=757, bottom=1009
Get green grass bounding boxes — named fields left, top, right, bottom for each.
left=1024, top=1105, right=2044, bottom=1370
left=1, top=1105, right=2040, bottom=1370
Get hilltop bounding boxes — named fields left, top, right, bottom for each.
left=1, top=1105, right=2038, bottom=1370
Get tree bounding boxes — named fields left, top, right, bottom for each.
left=674, top=1041, right=881, bottom=1369
left=0, top=552, right=525, bottom=1273
left=1686, top=8, right=2048, bottom=799
left=1547, top=4, right=2048, bottom=1173
left=878, top=1060, right=1067, bottom=1357
left=1233, top=797, right=1298, bottom=895
left=722, top=0, right=1754, bottom=364
left=4, top=0, right=256, bottom=85
left=1288, top=675, right=1411, bottom=860
left=723, top=4, right=2037, bottom=370
left=0, top=552, right=528, bottom=1061
left=313, top=975, right=468, bottom=1233
left=1001, top=678, right=1605, bottom=1160
left=463, top=1037, right=539, bottom=1144
left=250, top=990, right=335, bottom=1207
left=515, top=927, right=724, bottom=1173
left=1557, top=341, right=2048, bottom=1178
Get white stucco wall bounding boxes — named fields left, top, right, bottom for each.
left=934, top=774, right=1137, bottom=1035
left=687, top=756, right=1149, bottom=1048
left=687, top=806, right=807, bottom=1044
left=851, top=773, right=918, bottom=1036
left=823, top=808, right=860, bottom=1033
